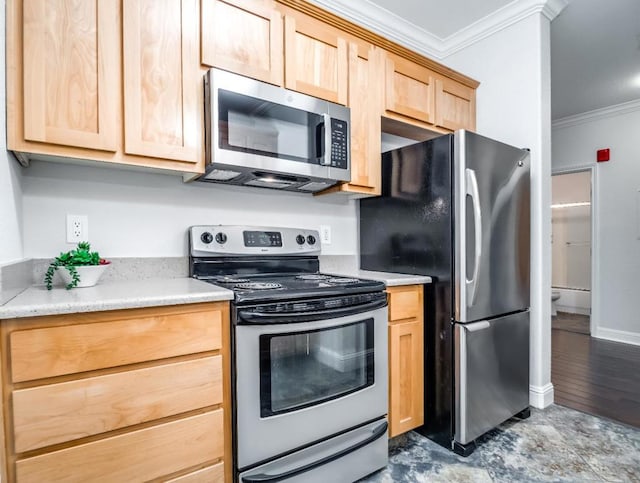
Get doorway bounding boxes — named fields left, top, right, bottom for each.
left=551, top=170, right=591, bottom=334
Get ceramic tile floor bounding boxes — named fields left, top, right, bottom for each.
left=359, top=404, right=640, bottom=482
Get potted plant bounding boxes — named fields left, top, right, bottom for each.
left=44, top=242, right=111, bottom=290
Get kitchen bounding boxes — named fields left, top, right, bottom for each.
left=1, top=0, right=639, bottom=482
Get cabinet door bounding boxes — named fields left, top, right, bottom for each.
left=284, top=14, right=348, bottom=105
left=435, top=77, right=476, bottom=131
left=344, top=42, right=382, bottom=195
left=22, top=0, right=119, bottom=151
left=202, top=0, right=283, bottom=86
left=387, top=285, right=424, bottom=438
left=384, top=53, right=435, bottom=126
left=123, top=0, right=200, bottom=163
left=389, top=318, right=424, bottom=437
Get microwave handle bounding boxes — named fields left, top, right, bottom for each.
left=320, top=113, right=332, bottom=166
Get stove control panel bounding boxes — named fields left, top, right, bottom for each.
left=190, top=225, right=321, bottom=256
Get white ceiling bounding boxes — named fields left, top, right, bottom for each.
left=365, top=0, right=640, bottom=120
left=550, top=0, right=640, bottom=119
left=365, top=0, right=514, bottom=39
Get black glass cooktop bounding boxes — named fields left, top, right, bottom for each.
left=199, top=272, right=386, bottom=304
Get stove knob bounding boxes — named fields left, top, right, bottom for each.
left=200, top=232, right=213, bottom=244
left=215, top=232, right=228, bottom=244
left=307, top=235, right=316, bottom=245
left=296, top=235, right=306, bottom=245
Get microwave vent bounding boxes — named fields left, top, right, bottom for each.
left=299, top=182, right=332, bottom=192
left=205, top=169, right=242, bottom=181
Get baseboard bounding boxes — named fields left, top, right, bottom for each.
left=592, top=327, right=640, bottom=347
left=556, top=305, right=590, bottom=316
left=529, top=383, right=554, bottom=409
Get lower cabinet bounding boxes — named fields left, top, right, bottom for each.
left=387, top=285, right=424, bottom=438
left=0, top=302, right=230, bottom=483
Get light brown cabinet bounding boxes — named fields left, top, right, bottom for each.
left=387, top=285, right=424, bottom=438
left=435, top=77, right=477, bottom=131
left=0, top=302, right=230, bottom=483
left=20, top=0, right=119, bottom=152
left=201, top=0, right=284, bottom=86
left=382, top=50, right=477, bottom=134
left=7, top=0, right=477, bottom=183
left=284, top=13, right=349, bottom=105
left=383, top=52, right=436, bottom=128
left=123, top=0, right=201, bottom=163
left=323, top=41, right=383, bottom=196
left=7, top=0, right=204, bottom=173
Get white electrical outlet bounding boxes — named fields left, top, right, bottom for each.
left=320, top=225, right=332, bottom=245
left=66, top=215, right=88, bottom=243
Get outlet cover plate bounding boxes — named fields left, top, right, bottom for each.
left=320, top=225, right=332, bottom=245
left=66, top=215, right=88, bottom=243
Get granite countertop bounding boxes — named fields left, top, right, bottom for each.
left=0, top=278, right=234, bottom=320
left=326, top=269, right=432, bottom=287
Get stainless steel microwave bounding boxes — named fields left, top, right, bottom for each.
left=198, top=69, right=351, bottom=193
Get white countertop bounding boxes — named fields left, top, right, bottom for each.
left=326, top=269, right=432, bottom=287
left=0, top=278, right=234, bottom=319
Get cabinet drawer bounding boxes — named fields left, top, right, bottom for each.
left=164, top=462, right=224, bottom=482
left=13, top=356, right=222, bottom=452
left=387, top=286, right=423, bottom=322
left=10, top=306, right=223, bottom=382
left=15, top=410, right=224, bottom=483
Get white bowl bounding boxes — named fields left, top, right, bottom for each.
left=59, top=264, right=110, bottom=288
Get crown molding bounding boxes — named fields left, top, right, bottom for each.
left=307, top=0, right=443, bottom=59
left=308, top=0, right=568, bottom=60
left=440, top=0, right=569, bottom=57
left=552, top=98, right=640, bottom=129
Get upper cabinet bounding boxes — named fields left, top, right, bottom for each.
left=7, top=0, right=204, bottom=173
left=435, top=77, right=477, bottom=132
left=383, top=52, right=436, bottom=127
left=7, top=0, right=476, bottom=184
left=201, top=0, right=283, bottom=86
left=123, top=0, right=200, bottom=163
left=283, top=13, right=349, bottom=105
left=324, top=41, right=382, bottom=196
left=381, top=51, right=478, bottom=134
left=21, top=0, right=119, bottom=152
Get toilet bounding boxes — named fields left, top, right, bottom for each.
left=551, top=291, right=561, bottom=316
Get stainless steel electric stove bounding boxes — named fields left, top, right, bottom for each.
left=190, top=225, right=389, bottom=483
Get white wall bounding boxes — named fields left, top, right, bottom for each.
left=22, top=161, right=358, bottom=258
left=444, top=14, right=554, bottom=408
left=553, top=105, right=640, bottom=345
left=0, top=3, right=24, bottom=264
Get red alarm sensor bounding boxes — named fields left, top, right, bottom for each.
left=597, top=148, right=610, bottom=162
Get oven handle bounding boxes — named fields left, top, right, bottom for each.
left=237, top=297, right=387, bottom=325
left=241, top=420, right=388, bottom=483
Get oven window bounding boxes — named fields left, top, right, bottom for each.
left=259, top=319, right=375, bottom=417
left=218, top=89, right=323, bottom=164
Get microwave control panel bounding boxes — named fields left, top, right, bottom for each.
left=330, top=119, right=348, bottom=169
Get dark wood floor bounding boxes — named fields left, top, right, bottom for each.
left=552, top=311, right=590, bottom=334
left=552, top=328, right=640, bottom=428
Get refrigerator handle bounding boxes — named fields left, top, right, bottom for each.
left=465, top=168, right=482, bottom=306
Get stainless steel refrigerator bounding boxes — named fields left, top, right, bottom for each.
left=360, top=130, right=531, bottom=456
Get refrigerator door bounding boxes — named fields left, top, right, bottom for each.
left=454, top=311, right=530, bottom=445
left=454, top=130, right=530, bottom=322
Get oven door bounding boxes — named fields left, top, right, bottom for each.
left=234, top=299, right=388, bottom=470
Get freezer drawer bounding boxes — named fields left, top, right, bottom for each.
left=454, top=311, right=529, bottom=445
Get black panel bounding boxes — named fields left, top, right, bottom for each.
left=359, top=133, right=455, bottom=446
left=359, top=135, right=453, bottom=279
left=418, top=281, right=453, bottom=446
